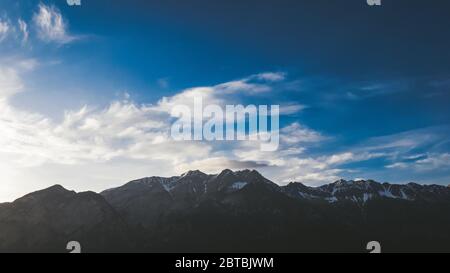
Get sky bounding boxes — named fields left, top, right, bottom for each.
left=0, top=0, right=450, bottom=201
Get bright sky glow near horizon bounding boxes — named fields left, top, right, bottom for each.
left=0, top=0, right=449, bottom=202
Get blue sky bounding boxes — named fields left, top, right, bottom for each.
left=0, top=0, right=449, bottom=201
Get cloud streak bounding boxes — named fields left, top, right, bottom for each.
left=0, top=19, right=10, bottom=42
left=18, top=19, right=28, bottom=44
left=33, top=4, right=76, bottom=44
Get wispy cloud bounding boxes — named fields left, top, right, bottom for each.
left=348, top=81, right=410, bottom=100
left=253, top=72, right=286, bottom=82
left=387, top=153, right=450, bottom=172
left=0, top=67, right=23, bottom=99
left=280, top=123, right=325, bottom=144
left=0, top=57, right=35, bottom=100
left=18, top=18, right=28, bottom=44
left=33, top=4, right=77, bottom=44
left=0, top=19, right=10, bottom=42
left=279, top=103, right=307, bottom=115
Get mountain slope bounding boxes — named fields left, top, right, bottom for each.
left=2, top=170, right=450, bottom=252
left=0, top=185, right=133, bottom=252
left=282, top=179, right=450, bottom=203
left=100, top=170, right=450, bottom=252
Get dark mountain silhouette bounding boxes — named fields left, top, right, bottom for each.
left=0, top=185, right=132, bottom=252
left=1, top=169, right=450, bottom=253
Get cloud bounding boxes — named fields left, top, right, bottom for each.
left=155, top=73, right=287, bottom=114
left=0, top=66, right=24, bottom=100
left=1, top=66, right=345, bottom=192
left=387, top=153, right=450, bottom=172
left=18, top=19, right=28, bottom=44
left=281, top=122, right=325, bottom=144
left=343, top=127, right=450, bottom=176
left=0, top=19, right=10, bottom=42
left=386, top=162, right=409, bottom=169
left=415, top=153, right=450, bottom=170
left=0, top=57, right=38, bottom=100
left=253, top=72, right=286, bottom=82
left=0, top=5, right=81, bottom=46
left=215, top=79, right=271, bottom=94
left=360, top=127, right=445, bottom=154
left=228, top=121, right=345, bottom=185
left=268, top=126, right=450, bottom=185
left=258, top=151, right=385, bottom=185
left=0, top=97, right=211, bottom=167
left=16, top=58, right=39, bottom=70
left=344, top=80, right=411, bottom=100
left=33, top=4, right=76, bottom=44
left=323, top=152, right=355, bottom=165
left=6, top=63, right=446, bottom=197
left=0, top=68, right=294, bottom=169
left=279, top=103, right=307, bottom=115
left=321, top=151, right=386, bottom=166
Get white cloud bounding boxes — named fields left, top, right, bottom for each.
left=0, top=58, right=38, bottom=100
left=416, top=153, right=450, bottom=170
left=1, top=67, right=292, bottom=172
left=262, top=156, right=344, bottom=185
left=4, top=65, right=423, bottom=199
left=216, top=80, right=271, bottom=94
left=322, top=152, right=386, bottom=166
left=281, top=122, right=325, bottom=144
left=0, top=66, right=337, bottom=194
left=386, top=162, right=409, bottom=169
left=324, top=152, right=355, bottom=165
left=0, top=19, right=10, bottom=42
left=0, top=67, right=24, bottom=100
left=18, top=19, right=28, bottom=44
left=254, top=72, right=286, bottom=82
left=387, top=153, right=450, bottom=172
left=154, top=73, right=287, bottom=114
left=279, top=104, right=307, bottom=115
left=0, top=98, right=208, bottom=166
left=33, top=4, right=76, bottom=44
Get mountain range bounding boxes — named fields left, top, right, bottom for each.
left=1, top=169, right=450, bottom=253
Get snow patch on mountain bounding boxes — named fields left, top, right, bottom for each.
left=230, top=182, right=248, bottom=190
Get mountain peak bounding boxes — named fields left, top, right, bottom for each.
left=17, top=184, right=73, bottom=201
left=216, top=169, right=236, bottom=179
left=181, top=170, right=207, bottom=177
left=102, top=170, right=450, bottom=206
left=333, top=179, right=354, bottom=186
left=46, top=184, right=69, bottom=192
left=235, top=169, right=262, bottom=178
left=286, top=181, right=307, bottom=188
left=283, top=182, right=311, bottom=193
left=219, top=169, right=234, bottom=174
